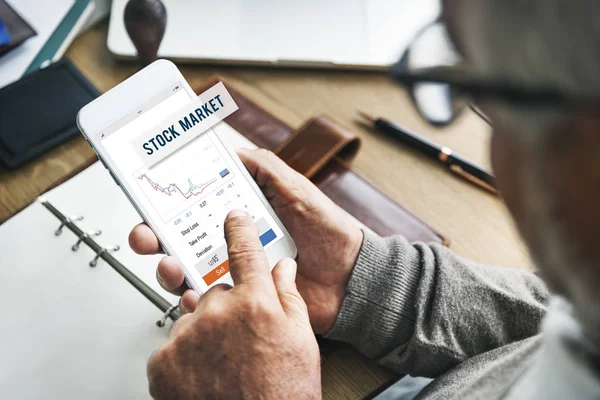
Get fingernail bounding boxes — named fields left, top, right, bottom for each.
left=276, top=258, right=297, bottom=283
left=156, top=269, right=165, bottom=286
left=281, top=258, right=297, bottom=273
left=227, top=209, right=247, bottom=220
left=178, top=300, right=187, bottom=314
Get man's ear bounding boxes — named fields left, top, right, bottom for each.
left=570, top=111, right=600, bottom=139
left=540, top=110, right=600, bottom=319
left=539, top=110, right=600, bottom=159
left=539, top=110, right=600, bottom=255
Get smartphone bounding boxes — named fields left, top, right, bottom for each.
left=77, top=60, right=297, bottom=294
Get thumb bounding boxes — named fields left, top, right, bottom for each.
left=271, top=258, right=309, bottom=321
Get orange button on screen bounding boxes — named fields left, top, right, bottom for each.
left=202, top=259, right=230, bottom=286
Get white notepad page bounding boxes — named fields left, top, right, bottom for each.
left=0, top=122, right=372, bottom=399
left=0, top=164, right=179, bottom=396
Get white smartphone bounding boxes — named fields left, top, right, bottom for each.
left=77, top=60, right=297, bottom=294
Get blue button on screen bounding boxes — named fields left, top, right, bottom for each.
left=259, top=229, right=277, bottom=247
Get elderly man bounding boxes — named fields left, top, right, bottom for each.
left=128, top=0, right=600, bottom=398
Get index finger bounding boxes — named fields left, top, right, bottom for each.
left=224, top=209, right=274, bottom=288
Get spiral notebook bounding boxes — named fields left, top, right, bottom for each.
left=0, top=80, right=446, bottom=398
left=0, top=122, right=377, bottom=399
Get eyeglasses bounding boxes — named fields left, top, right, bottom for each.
left=391, top=65, right=596, bottom=111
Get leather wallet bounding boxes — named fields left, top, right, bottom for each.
left=0, top=0, right=36, bottom=57
left=196, top=78, right=448, bottom=245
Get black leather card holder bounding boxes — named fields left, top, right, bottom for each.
left=0, top=59, right=99, bottom=168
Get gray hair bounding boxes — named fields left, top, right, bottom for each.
left=454, top=0, right=600, bottom=97
left=451, top=0, right=599, bottom=141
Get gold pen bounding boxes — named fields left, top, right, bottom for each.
left=359, top=111, right=498, bottom=195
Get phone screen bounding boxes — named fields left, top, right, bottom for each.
left=97, top=83, right=286, bottom=291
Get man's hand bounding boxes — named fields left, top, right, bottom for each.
left=147, top=210, right=321, bottom=399
left=129, top=149, right=363, bottom=334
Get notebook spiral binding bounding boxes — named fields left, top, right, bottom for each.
left=40, top=199, right=181, bottom=326
left=89, top=245, right=120, bottom=267
left=55, top=215, right=83, bottom=236
left=72, top=229, right=102, bottom=251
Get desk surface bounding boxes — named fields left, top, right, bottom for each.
left=0, top=22, right=533, bottom=399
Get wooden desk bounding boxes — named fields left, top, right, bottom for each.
left=0, top=22, right=533, bottom=399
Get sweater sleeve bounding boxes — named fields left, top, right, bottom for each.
left=324, top=232, right=550, bottom=377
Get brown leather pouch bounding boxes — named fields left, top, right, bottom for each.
left=275, top=115, right=361, bottom=179
left=196, top=78, right=448, bottom=245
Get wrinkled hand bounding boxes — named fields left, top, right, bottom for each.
left=129, top=149, right=363, bottom=334
left=147, top=210, right=321, bottom=399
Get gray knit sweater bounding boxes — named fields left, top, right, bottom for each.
left=325, top=232, right=600, bottom=399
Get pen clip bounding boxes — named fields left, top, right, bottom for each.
left=449, top=164, right=499, bottom=195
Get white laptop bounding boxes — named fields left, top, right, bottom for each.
left=107, top=0, right=440, bottom=70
